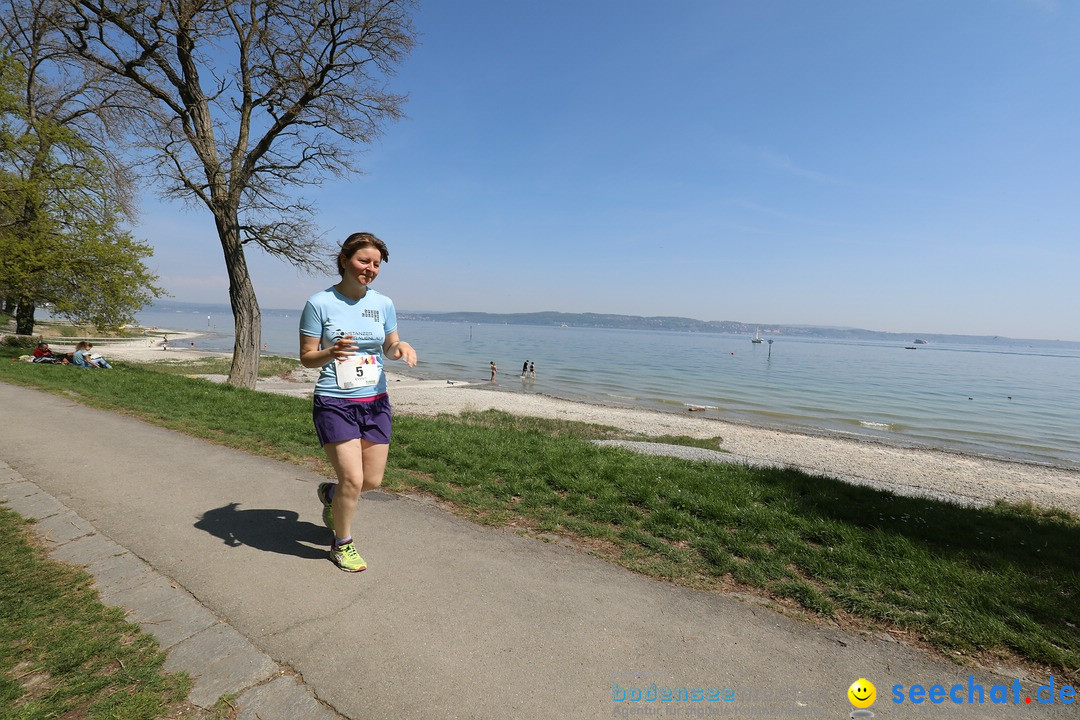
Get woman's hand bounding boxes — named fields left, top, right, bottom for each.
left=386, top=340, right=417, bottom=367
left=329, top=335, right=358, bottom=362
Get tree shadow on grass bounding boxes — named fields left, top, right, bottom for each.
left=750, top=466, right=1080, bottom=659
left=194, top=502, right=327, bottom=560
left=764, top=466, right=1080, bottom=574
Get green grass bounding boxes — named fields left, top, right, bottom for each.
left=6, top=321, right=146, bottom=341
left=633, top=433, right=727, bottom=451
left=126, top=355, right=304, bottom=379
left=0, top=506, right=200, bottom=719
left=1, top=359, right=1077, bottom=682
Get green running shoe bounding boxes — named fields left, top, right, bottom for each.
left=330, top=541, right=367, bottom=573
left=316, top=482, right=334, bottom=531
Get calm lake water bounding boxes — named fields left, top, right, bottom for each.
left=136, top=304, right=1080, bottom=470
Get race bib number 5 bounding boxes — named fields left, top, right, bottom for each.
left=336, top=353, right=381, bottom=390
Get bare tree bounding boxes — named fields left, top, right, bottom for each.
left=57, top=0, right=416, bottom=387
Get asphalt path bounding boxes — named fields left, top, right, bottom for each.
left=0, top=382, right=1068, bottom=719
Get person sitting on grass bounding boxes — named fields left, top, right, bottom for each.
left=31, top=342, right=69, bottom=364
left=72, top=341, right=112, bottom=369
left=86, top=342, right=112, bottom=368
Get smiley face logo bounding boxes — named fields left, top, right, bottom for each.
left=848, top=678, right=876, bottom=708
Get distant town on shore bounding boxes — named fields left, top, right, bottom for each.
left=146, top=301, right=1079, bottom=348
left=404, top=311, right=1078, bottom=348
left=399, top=313, right=1080, bottom=349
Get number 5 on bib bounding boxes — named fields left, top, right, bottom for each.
left=336, top=353, right=381, bottom=390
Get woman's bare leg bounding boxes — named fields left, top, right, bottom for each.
left=322, top=438, right=390, bottom=540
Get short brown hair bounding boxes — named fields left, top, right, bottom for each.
left=337, top=232, right=389, bottom=275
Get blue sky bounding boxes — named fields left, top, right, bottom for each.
left=141, top=0, right=1080, bottom=341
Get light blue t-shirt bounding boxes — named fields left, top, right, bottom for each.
left=72, top=349, right=93, bottom=368
left=299, top=287, right=398, bottom=398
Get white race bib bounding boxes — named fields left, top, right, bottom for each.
left=335, top=353, right=381, bottom=390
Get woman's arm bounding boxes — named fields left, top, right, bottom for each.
left=299, top=334, right=357, bottom=369
left=382, top=330, right=417, bottom=367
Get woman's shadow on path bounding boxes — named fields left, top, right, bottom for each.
left=194, top=502, right=327, bottom=560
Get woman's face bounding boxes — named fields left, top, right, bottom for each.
left=340, top=245, right=382, bottom=286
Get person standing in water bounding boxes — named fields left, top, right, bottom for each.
left=299, top=232, right=418, bottom=572
left=490, top=360, right=497, bottom=382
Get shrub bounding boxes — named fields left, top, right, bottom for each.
left=1, top=334, right=39, bottom=351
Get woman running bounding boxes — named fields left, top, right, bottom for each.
left=299, top=232, right=418, bottom=572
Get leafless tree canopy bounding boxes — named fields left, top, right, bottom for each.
left=1, top=0, right=138, bottom=218
left=59, top=0, right=416, bottom=267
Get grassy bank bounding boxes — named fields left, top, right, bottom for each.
left=1, top=360, right=1077, bottom=683
left=0, top=506, right=213, bottom=719
left=127, top=355, right=309, bottom=380
left=2, top=320, right=146, bottom=341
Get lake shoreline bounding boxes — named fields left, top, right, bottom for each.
left=386, top=373, right=1080, bottom=517
left=459, top=377, right=1080, bottom=472
left=116, top=311, right=1080, bottom=471
left=36, top=326, right=1071, bottom=516
left=67, top=330, right=1080, bottom=517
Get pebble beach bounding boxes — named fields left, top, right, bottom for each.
left=81, top=332, right=1080, bottom=517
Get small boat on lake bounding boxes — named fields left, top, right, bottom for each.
left=751, top=329, right=763, bottom=344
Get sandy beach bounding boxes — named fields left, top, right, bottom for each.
left=75, top=332, right=1080, bottom=517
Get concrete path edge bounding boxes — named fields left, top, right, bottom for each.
left=0, top=459, right=344, bottom=720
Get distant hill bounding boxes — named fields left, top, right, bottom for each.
left=399, top=310, right=1080, bottom=349
left=144, top=301, right=1077, bottom=348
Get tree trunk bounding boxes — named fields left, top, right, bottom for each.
left=15, top=298, right=36, bottom=336
left=215, top=212, right=261, bottom=389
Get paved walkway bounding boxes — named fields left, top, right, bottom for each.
left=0, top=382, right=1066, bottom=719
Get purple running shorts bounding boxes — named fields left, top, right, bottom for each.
left=312, top=394, right=392, bottom=446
